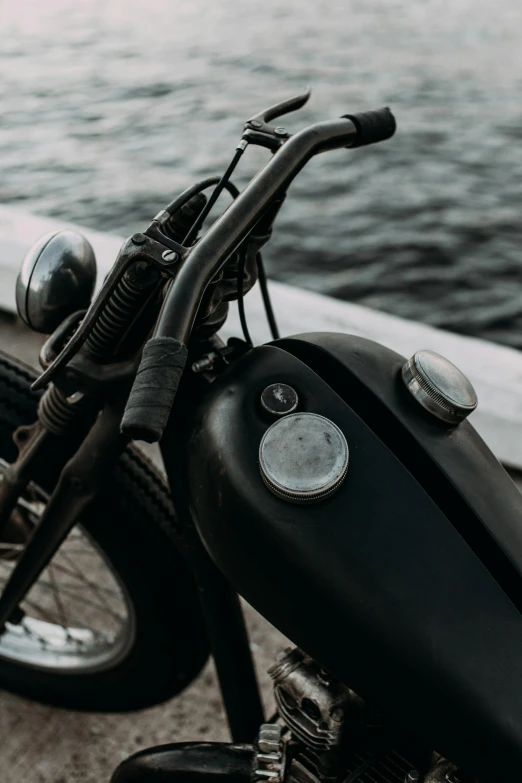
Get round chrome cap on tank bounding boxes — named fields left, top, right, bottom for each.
left=401, top=349, right=478, bottom=425
left=259, top=413, right=349, bottom=504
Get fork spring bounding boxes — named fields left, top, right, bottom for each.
left=38, top=385, right=89, bottom=437
left=86, top=270, right=146, bottom=361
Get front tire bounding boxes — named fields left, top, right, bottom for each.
left=0, top=351, right=209, bottom=711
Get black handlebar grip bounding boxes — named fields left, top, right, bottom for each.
left=121, top=336, right=188, bottom=443
left=343, top=107, right=396, bottom=147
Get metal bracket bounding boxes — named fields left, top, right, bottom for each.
left=243, top=86, right=311, bottom=150
left=31, top=232, right=183, bottom=392
left=144, top=215, right=190, bottom=260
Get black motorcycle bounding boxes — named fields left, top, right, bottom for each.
left=0, top=89, right=519, bottom=783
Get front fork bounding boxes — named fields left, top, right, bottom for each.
left=0, top=400, right=128, bottom=629
left=0, top=422, right=51, bottom=538
left=0, top=371, right=95, bottom=540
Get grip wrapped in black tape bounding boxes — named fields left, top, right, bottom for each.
left=343, top=107, right=396, bottom=148
left=121, top=336, right=188, bottom=443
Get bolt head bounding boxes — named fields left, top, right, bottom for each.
left=274, top=127, right=289, bottom=137
left=161, top=249, right=179, bottom=263
left=131, top=233, right=146, bottom=245
left=250, top=119, right=263, bottom=129
left=405, top=772, right=420, bottom=783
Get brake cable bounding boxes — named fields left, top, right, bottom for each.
left=257, top=253, right=279, bottom=340
left=237, top=245, right=253, bottom=347
left=182, top=142, right=247, bottom=246
left=169, top=90, right=314, bottom=342
left=167, top=90, right=317, bottom=343
left=164, top=176, right=240, bottom=218
left=172, top=137, right=280, bottom=344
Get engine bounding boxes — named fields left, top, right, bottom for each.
left=255, top=648, right=472, bottom=783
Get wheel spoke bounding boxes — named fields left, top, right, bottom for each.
left=54, top=547, right=100, bottom=555
left=34, top=579, right=121, bottom=597
left=37, top=557, right=96, bottom=584
left=16, top=496, right=45, bottom=516
left=0, top=461, right=132, bottom=671
left=28, top=579, right=125, bottom=623
left=56, top=550, right=117, bottom=617
left=19, top=619, right=53, bottom=649
left=17, top=595, right=62, bottom=625
left=47, top=562, right=72, bottom=637
left=0, top=570, right=122, bottom=602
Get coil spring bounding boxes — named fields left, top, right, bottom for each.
left=38, top=384, right=90, bottom=437
left=38, top=195, right=203, bottom=434
left=86, top=270, right=145, bottom=361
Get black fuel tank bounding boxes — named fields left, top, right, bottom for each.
left=185, top=333, right=522, bottom=781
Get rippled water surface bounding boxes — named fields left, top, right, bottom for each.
left=2, top=0, right=522, bottom=345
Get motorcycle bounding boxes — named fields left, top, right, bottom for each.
left=0, top=88, right=518, bottom=782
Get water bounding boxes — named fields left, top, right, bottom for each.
left=2, top=0, right=522, bottom=346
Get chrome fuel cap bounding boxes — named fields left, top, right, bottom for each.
left=401, top=349, right=478, bottom=425
left=259, top=413, right=349, bottom=504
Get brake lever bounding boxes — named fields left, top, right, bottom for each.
left=243, top=86, right=312, bottom=150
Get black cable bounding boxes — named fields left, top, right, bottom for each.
left=256, top=252, right=280, bottom=340
left=237, top=247, right=253, bottom=347
left=163, top=145, right=263, bottom=347
left=183, top=148, right=245, bottom=246
left=165, top=177, right=219, bottom=215
left=165, top=177, right=240, bottom=218
left=164, top=173, right=279, bottom=346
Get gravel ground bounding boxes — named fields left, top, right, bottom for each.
left=0, top=312, right=286, bottom=783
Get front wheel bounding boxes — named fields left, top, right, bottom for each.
left=0, top=351, right=209, bottom=711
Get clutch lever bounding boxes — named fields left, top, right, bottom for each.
left=243, top=86, right=312, bottom=150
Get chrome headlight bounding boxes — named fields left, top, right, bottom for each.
left=16, top=229, right=96, bottom=333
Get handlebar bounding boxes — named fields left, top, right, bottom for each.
left=121, top=108, right=396, bottom=443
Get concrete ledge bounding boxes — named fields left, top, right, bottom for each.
left=1, top=204, right=522, bottom=467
